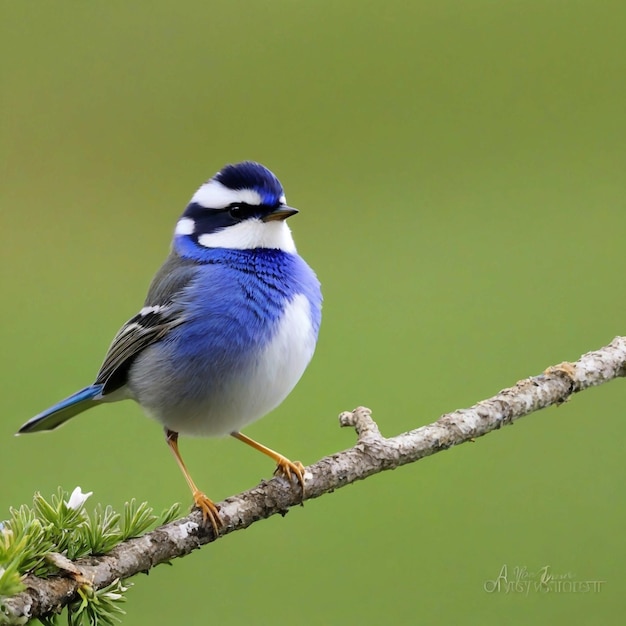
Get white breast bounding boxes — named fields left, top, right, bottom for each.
left=237, top=293, right=317, bottom=426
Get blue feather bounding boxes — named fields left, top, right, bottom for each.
left=215, top=161, right=284, bottom=205
left=18, top=385, right=104, bottom=433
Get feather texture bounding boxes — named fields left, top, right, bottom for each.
left=18, top=385, right=103, bottom=433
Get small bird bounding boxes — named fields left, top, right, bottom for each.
left=18, top=161, right=322, bottom=532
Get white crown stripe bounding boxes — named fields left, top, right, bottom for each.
left=191, top=180, right=263, bottom=209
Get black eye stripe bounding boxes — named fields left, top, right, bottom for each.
left=184, top=201, right=262, bottom=219
left=227, top=203, right=262, bottom=220
left=181, top=200, right=277, bottom=236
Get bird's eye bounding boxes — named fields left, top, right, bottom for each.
left=228, top=203, right=259, bottom=220
left=229, top=205, right=243, bottom=219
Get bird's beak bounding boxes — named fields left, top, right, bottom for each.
left=262, top=205, right=299, bottom=222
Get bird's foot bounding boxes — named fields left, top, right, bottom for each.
left=192, top=490, right=222, bottom=533
left=273, top=457, right=306, bottom=494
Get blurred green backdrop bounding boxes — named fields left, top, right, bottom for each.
left=2, top=1, right=625, bottom=624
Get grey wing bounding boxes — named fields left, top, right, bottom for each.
left=95, top=253, right=198, bottom=394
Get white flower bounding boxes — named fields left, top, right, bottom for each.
left=65, top=486, right=93, bottom=510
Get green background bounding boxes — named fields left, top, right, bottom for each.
left=2, top=1, right=625, bottom=624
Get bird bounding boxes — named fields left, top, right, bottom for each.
left=18, top=161, right=323, bottom=533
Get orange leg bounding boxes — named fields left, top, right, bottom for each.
left=231, top=431, right=306, bottom=493
left=165, top=429, right=222, bottom=533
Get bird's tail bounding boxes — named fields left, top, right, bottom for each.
left=18, top=385, right=104, bottom=434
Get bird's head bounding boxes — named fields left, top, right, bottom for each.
left=175, top=161, right=298, bottom=253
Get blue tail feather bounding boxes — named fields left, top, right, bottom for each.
left=18, top=385, right=104, bottom=434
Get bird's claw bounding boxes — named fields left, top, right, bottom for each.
left=193, top=490, right=222, bottom=533
left=273, top=457, right=306, bottom=493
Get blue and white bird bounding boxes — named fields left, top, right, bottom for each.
left=18, top=161, right=322, bottom=532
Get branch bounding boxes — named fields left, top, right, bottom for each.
left=4, top=336, right=626, bottom=622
